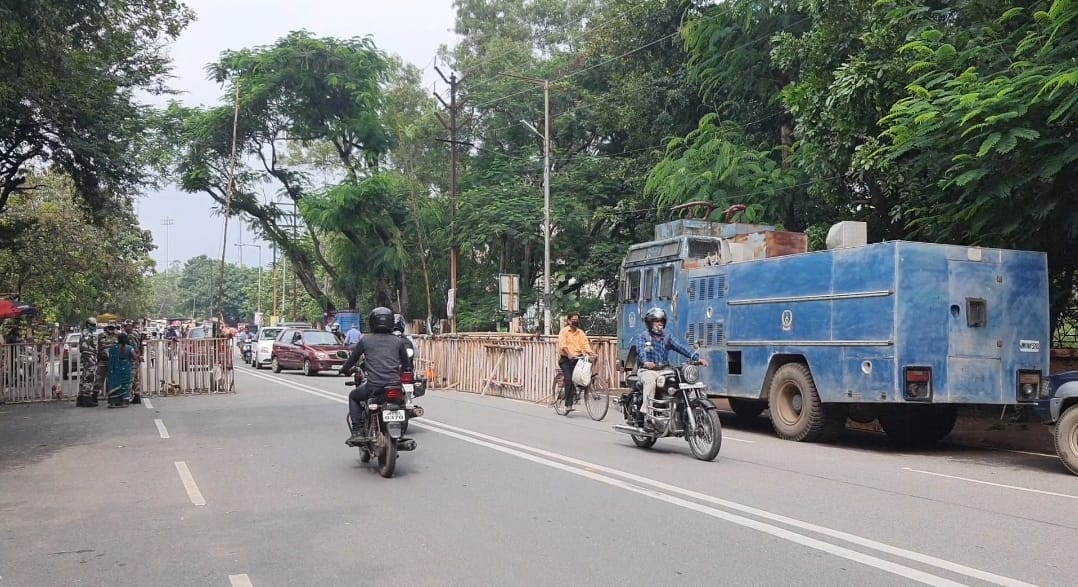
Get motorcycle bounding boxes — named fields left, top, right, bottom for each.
left=241, top=341, right=253, bottom=364
left=345, top=372, right=418, bottom=478
left=612, top=362, right=723, bottom=461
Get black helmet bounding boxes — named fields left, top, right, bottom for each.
left=369, top=307, right=394, bottom=334
left=392, top=313, right=406, bottom=335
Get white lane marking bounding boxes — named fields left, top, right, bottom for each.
left=247, top=369, right=1035, bottom=587
left=419, top=422, right=963, bottom=586
left=998, top=449, right=1056, bottom=459
left=904, top=468, right=1077, bottom=500
left=154, top=419, right=170, bottom=439
left=143, top=398, right=154, bottom=409
left=238, top=368, right=758, bottom=443
left=174, top=461, right=206, bottom=506
left=229, top=574, right=253, bottom=587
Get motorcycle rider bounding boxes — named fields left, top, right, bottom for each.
left=338, top=307, right=414, bottom=446
left=636, top=308, right=708, bottom=421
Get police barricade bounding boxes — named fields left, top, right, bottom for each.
left=0, top=338, right=234, bottom=403
left=411, top=334, right=620, bottom=404
left=140, top=337, right=235, bottom=396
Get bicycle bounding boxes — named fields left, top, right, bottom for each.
left=551, top=357, right=610, bottom=421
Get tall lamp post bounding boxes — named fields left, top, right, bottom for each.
left=235, top=243, right=263, bottom=321
left=502, top=73, right=552, bottom=335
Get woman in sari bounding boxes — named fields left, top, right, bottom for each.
left=107, top=332, right=138, bottom=407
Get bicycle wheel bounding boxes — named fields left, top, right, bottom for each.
left=552, top=373, right=569, bottom=416
left=584, top=378, right=610, bottom=421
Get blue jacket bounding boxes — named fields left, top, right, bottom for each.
left=635, top=331, right=698, bottom=367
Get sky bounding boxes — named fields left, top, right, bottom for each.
left=138, top=0, right=459, bottom=272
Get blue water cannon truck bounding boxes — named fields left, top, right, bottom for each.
left=617, top=202, right=1050, bottom=445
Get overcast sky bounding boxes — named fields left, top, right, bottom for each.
left=138, top=0, right=459, bottom=271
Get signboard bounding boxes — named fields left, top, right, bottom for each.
left=447, top=288, right=455, bottom=319
left=499, top=274, right=520, bottom=313
left=253, top=311, right=263, bottom=326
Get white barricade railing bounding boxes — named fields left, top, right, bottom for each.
left=0, top=338, right=235, bottom=403
left=412, top=334, right=620, bottom=403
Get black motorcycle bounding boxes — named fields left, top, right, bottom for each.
left=612, top=362, right=722, bottom=461
left=345, top=373, right=417, bottom=478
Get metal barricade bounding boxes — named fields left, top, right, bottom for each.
left=0, top=338, right=235, bottom=404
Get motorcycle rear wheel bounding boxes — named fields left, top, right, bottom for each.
left=687, top=405, right=722, bottom=461
left=378, top=438, right=397, bottom=478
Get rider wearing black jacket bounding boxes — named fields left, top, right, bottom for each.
left=339, top=307, right=413, bottom=446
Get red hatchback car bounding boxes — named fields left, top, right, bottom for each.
left=271, top=328, right=350, bottom=376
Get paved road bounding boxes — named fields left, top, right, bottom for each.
left=2, top=366, right=1076, bottom=586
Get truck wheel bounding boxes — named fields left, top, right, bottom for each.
left=1055, top=404, right=1078, bottom=475
left=728, top=397, right=766, bottom=420
left=879, top=405, right=957, bottom=447
left=767, top=364, right=842, bottom=442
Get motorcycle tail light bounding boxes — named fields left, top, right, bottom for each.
left=386, top=388, right=404, bottom=403
left=400, top=371, right=414, bottom=384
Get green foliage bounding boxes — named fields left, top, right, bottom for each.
left=0, top=0, right=194, bottom=217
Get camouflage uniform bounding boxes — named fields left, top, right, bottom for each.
left=77, top=321, right=99, bottom=406
left=94, top=326, right=118, bottom=400
left=124, top=323, right=143, bottom=402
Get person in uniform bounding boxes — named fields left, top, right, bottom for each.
left=123, top=320, right=143, bottom=404
left=77, top=317, right=99, bottom=407
left=94, top=323, right=118, bottom=403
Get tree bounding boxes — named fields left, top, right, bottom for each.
left=0, top=174, right=155, bottom=324
left=0, top=0, right=194, bottom=219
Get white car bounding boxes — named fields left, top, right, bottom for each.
left=251, top=327, right=283, bottom=369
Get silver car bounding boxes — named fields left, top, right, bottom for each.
left=251, top=327, right=283, bottom=369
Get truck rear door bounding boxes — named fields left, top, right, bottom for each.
left=946, top=255, right=1004, bottom=402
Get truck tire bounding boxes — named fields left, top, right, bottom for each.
left=1055, top=404, right=1078, bottom=475
left=767, top=364, right=843, bottom=442
left=728, top=398, right=766, bottom=420
left=879, top=405, right=957, bottom=447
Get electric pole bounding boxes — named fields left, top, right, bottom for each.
left=435, top=67, right=467, bottom=333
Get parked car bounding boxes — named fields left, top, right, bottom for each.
left=61, top=332, right=81, bottom=380
left=1035, top=370, right=1078, bottom=475
left=271, top=328, right=350, bottom=376
left=251, top=326, right=282, bottom=369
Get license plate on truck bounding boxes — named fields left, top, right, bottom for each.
left=382, top=410, right=406, bottom=422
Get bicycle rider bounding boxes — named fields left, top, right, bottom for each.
left=557, top=312, right=596, bottom=414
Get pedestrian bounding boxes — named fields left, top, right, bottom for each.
left=556, top=312, right=596, bottom=413
left=123, top=320, right=143, bottom=404
left=94, top=323, right=118, bottom=403
left=106, top=332, right=138, bottom=407
left=344, top=322, right=362, bottom=348
left=76, top=318, right=99, bottom=407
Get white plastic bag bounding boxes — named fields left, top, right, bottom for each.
left=572, top=357, right=592, bottom=387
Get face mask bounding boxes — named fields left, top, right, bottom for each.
left=570, top=320, right=579, bottom=327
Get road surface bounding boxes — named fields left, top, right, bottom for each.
left=1, top=365, right=1075, bottom=586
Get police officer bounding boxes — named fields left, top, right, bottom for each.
left=339, top=307, right=414, bottom=446
left=123, top=320, right=143, bottom=404
left=76, top=317, right=99, bottom=407
left=94, top=323, right=119, bottom=402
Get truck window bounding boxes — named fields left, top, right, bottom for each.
left=642, top=270, right=654, bottom=301
left=623, top=270, right=641, bottom=302
left=688, top=238, right=721, bottom=259
left=658, top=267, right=674, bottom=299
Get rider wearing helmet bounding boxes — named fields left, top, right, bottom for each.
left=339, top=307, right=414, bottom=445
left=636, top=308, right=708, bottom=421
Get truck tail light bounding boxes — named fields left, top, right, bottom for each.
left=1016, top=371, right=1041, bottom=402
left=904, top=367, right=932, bottom=401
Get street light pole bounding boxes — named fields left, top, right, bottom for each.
left=504, top=73, right=554, bottom=335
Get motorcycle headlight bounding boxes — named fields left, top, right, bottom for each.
left=680, top=364, right=701, bottom=385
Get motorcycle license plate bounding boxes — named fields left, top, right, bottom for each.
left=382, top=410, right=406, bottom=422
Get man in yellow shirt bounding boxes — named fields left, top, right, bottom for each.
left=557, top=312, right=596, bottom=413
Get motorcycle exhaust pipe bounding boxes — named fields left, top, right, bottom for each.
left=398, top=439, right=417, bottom=452
left=413, top=406, right=424, bottom=418
left=612, top=424, right=655, bottom=437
